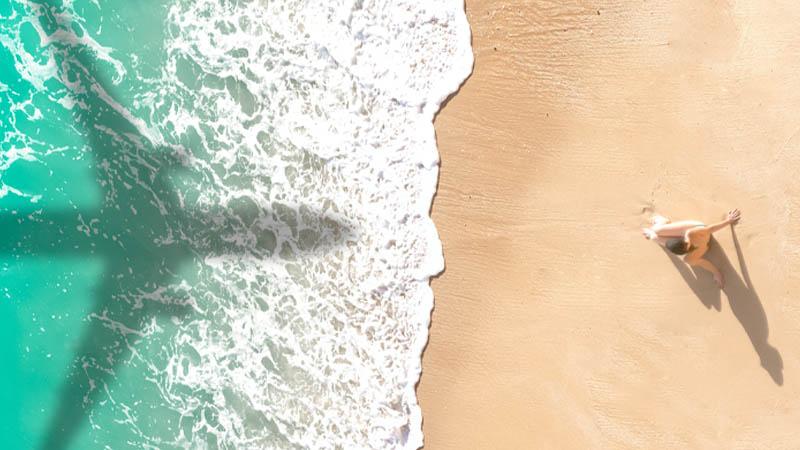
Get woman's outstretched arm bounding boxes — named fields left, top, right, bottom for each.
left=705, top=208, right=741, bottom=234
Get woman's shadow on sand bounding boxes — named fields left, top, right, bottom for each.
left=662, top=227, right=783, bottom=385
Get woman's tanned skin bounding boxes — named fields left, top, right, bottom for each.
left=643, top=209, right=742, bottom=288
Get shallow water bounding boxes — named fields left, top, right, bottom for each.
left=1, top=0, right=471, bottom=448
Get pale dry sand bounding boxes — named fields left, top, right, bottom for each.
left=418, top=0, right=800, bottom=448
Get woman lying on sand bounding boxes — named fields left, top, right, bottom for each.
left=642, top=209, right=741, bottom=288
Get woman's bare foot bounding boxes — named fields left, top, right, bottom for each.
left=713, top=273, right=724, bottom=289
left=642, top=228, right=657, bottom=240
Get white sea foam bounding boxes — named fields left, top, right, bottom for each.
left=148, top=1, right=472, bottom=448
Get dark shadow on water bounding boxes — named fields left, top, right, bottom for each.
left=2, top=3, right=355, bottom=449
left=663, top=228, right=783, bottom=385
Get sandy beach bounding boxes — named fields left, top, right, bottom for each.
left=418, top=0, right=800, bottom=448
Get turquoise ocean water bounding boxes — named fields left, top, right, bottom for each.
left=1, top=1, right=471, bottom=448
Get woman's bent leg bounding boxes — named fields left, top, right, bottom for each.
left=652, top=220, right=704, bottom=237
